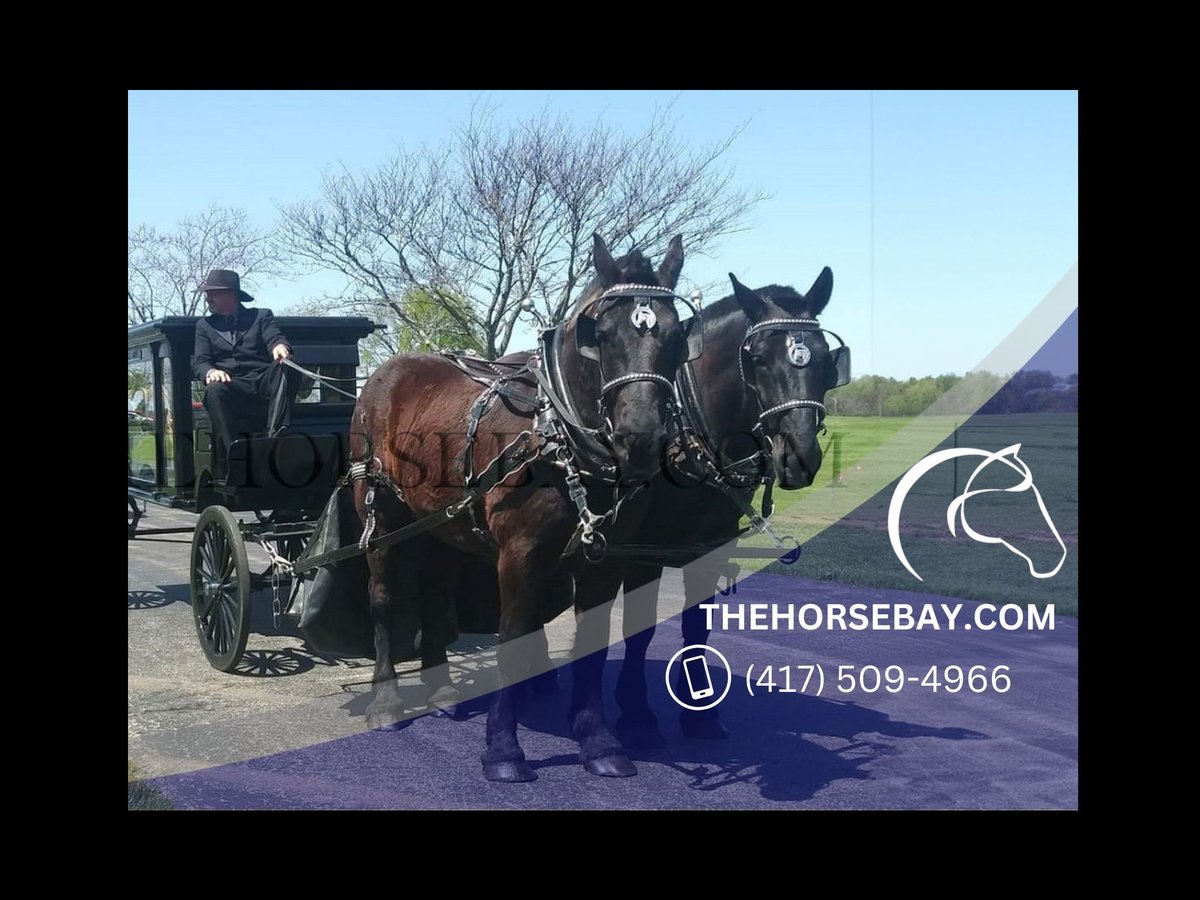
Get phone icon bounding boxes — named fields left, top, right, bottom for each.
left=682, top=654, right=714, bottom=700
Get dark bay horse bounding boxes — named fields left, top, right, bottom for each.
left=349, top=234, right=689, bottom=782
left=606, top=269, right=847, bottom=749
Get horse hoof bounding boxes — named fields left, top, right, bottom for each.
left=615, top=718, right=667, bottom=750
left=680, top=714, right=730, bottom=740
left=584, top=754, right=638, bottom=778
left=427, top=684, right=462, bottom=718
left=366, top=703, right=406, bottom=731
left=482, top=760, right=537, bottom=783
left=530, top=669, right=560, bottom=696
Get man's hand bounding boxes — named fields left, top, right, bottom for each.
left=272, top=344, right=291, bottom=363
left=206, top=369, right=231, bottom=384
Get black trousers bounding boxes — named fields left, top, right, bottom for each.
left=203, top=363, right=302, bottom=460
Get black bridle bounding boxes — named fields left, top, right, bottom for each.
left=577, top=283, right=703, bottom=438
left=740, top=317, right=851, bottom=431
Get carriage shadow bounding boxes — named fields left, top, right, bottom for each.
left=128, top=584, right=190, bottom=610
left=448, top=657, right=988, bottom=803
left=233, top=648, right=324, bottom=678
left=150, top=581, right=347, bottom=677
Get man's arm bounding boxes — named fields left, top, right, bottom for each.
left=260, top=308, right=292, bottom=361
left=193, top=320, right=217, bottom=382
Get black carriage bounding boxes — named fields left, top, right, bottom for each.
left=128, top=316, right=380, bottom=671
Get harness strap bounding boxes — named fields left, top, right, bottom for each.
left=600, top=371, right=675, bottom=397
left=297, top=430, right=538, bottom=573
left=439, top=352, right=540, bottom=407
left=758, top=398, right=829, bottom=431
left=528, top=359, right=607, bottom=437
left=707, top=475, right=798, bottom=556
left=675, top=361, right=769, bottom=488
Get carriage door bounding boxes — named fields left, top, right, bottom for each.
left=127, top=344, right=158, bottom=485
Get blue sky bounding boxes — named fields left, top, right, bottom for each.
left=128, top=90, right=1077, bottom=379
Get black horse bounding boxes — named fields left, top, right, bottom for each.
left=604, top=269, right=847, bottom=748
left=350, top=234, right=690, bottom=782
left=413, top=266, right=847, bottom=772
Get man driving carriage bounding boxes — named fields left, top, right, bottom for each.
left=192, top=269, right=302, bottom=476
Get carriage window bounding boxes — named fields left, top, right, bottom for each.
left=160, top=355, right=175, bottom=487
left=128, top=346, right=157, bottom=483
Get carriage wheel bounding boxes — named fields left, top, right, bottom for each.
left=190, top=506, right=251, bottom=672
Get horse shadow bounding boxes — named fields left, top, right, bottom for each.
left=443, top=657, right=988, bottom=804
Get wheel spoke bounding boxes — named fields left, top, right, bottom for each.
left=199, top=590, right=218, bottom=620
left=197, top=536, right=216, bottom=582
left=204, top=603, right=217, bottom=641
left=213, top=528, right=226, bottom=579
left=219, top=547, right=236, bottom=586
left=215, top=593, right=230, bottom=655
left=219, top=592, right=237, bottom=655
left=214, top=597, right=227, bottom=655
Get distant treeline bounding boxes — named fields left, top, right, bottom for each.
left=829, top=370, right=1078, bottom=416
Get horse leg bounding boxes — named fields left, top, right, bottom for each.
left=481, top=550, right=543, bottom=783
left=528, top=569, right=571, bottom=696
left=678, top=558, right=731, bottom=739
left=420, top=553, right=463, bottom=718
left=364, top=542, right=422, bottom=730
left=615, top=562, right=667, bottom=750
left=569, top=568, right=637, bottom=777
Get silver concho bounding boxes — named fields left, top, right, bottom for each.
left=630, top=299, right=657, bottom=332
left=786, top=333, right=812, bottom=367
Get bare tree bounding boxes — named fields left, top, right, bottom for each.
left=278, top=103, right=766, bottom=359
left=127, top=204, right=287, bottom=324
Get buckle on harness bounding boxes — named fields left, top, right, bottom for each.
left=582, top=531, right=607, bottom=563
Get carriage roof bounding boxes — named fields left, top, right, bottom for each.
left=128, top=315, right=380, bottom=350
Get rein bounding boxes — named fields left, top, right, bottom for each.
left=280, top=357, right=362, bottom=401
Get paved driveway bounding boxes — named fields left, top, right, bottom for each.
left=129, top=505, right=1077, bottom=809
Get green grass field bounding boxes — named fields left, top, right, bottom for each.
left=129, top=433, right=156, bottom=480
left=736, top=414, right=1079, bottom=616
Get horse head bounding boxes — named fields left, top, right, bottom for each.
left=728, top=268, right=849, bottom=488
left=565, top=233, right=690, bottom=482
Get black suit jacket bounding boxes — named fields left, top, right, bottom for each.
left=192, top=306, right=292, bottom=382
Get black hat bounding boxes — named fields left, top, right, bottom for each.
left=196, top=269, right=255, bottom=303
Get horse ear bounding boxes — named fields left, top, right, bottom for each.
left=592, top=233, right=622, bottom=286
left=656, top=234, right=684, bottom=288
left=730, top=273, right=768, bottom=320
left=805, top=267, right=833, bottom=315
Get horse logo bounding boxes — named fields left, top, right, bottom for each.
left=786, top=333, right=811, bottom=367
left=630, top=299, right=657, bottom=332
left=887, top=443, right=1067, bottom=582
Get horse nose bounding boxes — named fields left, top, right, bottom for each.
left=773, top=433, right=823, bottom=489
left=611, top=428, right=668, bottom=482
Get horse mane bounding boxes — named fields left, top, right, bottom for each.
left=569, top=249, right=660, bottom=318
